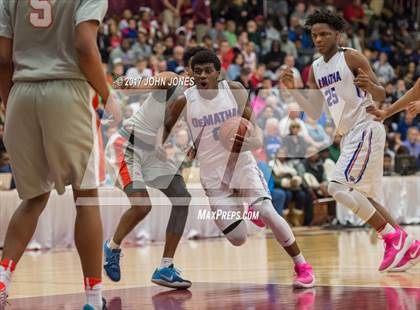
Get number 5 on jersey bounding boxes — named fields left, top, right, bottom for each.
left=324, top=87, right=338, bottom=107
left=29, top=0, right=53, bottom=28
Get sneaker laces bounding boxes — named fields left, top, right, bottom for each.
left=108, top=251, right=123, bottom=269
left=295, top=263, right=312, bottom=276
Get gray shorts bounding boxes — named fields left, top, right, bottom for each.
left=4, top=80, right=100, bottom=199
left=105, top=132, right=180, bottom=192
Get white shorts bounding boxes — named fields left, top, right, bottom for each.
left=105, top=132, right=180, bottom=191
left=332, top=120, right=385, bottom=200
left=202, top=163, right=271, bottom=231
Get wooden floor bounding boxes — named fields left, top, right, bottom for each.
left=3, top=226, right=420, bottom=309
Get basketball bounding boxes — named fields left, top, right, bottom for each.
left=219, top=117, right=254, bottom=152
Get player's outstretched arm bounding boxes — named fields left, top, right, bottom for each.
left=228, top=81, right=263, bottom=150
left=0, top=36, right=13, bottom=108
left=367, top=78, right=420, bottom=120
left=280, top=66, right=324, bottom=120
left=346, top=49, right=385, bottom=102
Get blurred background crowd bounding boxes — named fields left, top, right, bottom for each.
left=0, top=0, right=419, bottom=225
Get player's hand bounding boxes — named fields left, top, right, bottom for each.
left=354, top=68, right=373, bottom=92
left=186, top=146, right=197, bottom=160
left=104, top=91, right=122, bottom=127
left=366, top=105, right=388, bottom=121
left=155, top=144, right=169, bottom=161
left=407, top=100, right=420, bottom=118
left=279, top=66, right=295, bottom=89
left=230, top=125, right=259, bottom=152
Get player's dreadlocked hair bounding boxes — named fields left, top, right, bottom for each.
left=305, top=9, right=346, bottom=32
left=191, top=50, right=221, bottom=71
left=183, top=46, right=209, bottom=67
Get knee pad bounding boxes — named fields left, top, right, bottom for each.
left=223, top=220, right=247, bottom=246
left=328, top=181, right=358, bottom=212
left=328, top=181, right=375, bottom=221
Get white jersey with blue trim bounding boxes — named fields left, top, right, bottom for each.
left=184, top=80, right=256, bottom=185
left=312, top=48, right=374, bottom=135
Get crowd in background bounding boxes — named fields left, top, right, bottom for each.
left=0, top=0, right=419, bottom=225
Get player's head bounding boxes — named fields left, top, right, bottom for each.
left=183, top=46, right=209, bottom=70
left=191, top=50, right=221, bottom=90
left=305, top=9, right=346, bottom=55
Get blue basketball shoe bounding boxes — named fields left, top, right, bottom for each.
left=151, top=265, right=191, bottom=289
left=103, top=241, right=122, bottom=282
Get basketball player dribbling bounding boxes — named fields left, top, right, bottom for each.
left=0, top=0, right=114, bottom=309
left=164, top=50, right=315, bottom=288
left=281, top=9, right=419, bottom=272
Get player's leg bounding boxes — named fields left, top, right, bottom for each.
left=0, top=193, right=50, bottom=305
left=368, top=198, right=398, bottom=227
left=103, top=136, right=152, bottom=282
left=240, top=166, right=315, bottom=288
left=251, top=198, right=315, bottom=288
left=73, top=188, right=104, bottom=310
left=39, top=80, right=106, bottom=308
left=328, top=122, right=413, bottom=271
left=149, top=174, right=192, bottom=289
left=103, top=184, right=151, bottom=282
left=0, top=82, right=55, bottom=306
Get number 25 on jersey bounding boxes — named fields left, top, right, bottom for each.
left=324, top=87, right=338, bottom=107
left=29, top=0, right=53, bottom=28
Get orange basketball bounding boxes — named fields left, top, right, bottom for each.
left=219, top=117, right=254, bottom=152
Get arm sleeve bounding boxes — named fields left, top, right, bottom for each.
left=76, top=0, right=108, bottom=26
left=0, top=0, right=13, bottom=38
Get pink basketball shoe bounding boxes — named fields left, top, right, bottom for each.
left=390, top=240, right=420, bottom=272
left=248, top=206, right=265, bottom=227
left=293, top=263, right=315, bottom=288
left=379, top=228, right=413, bottom=272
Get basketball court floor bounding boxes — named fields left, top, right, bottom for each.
left=3, top=226, right=420, bottom=309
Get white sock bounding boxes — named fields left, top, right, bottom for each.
left=292, top=253, right=306, bottom=265
left=108, top=239, right=121, bottom=250
left=85, top=283, right=103, bottom=309
left=252, top=200, right=296, bottom=247
left=379, top=223, right=396, bottom=237
left=160, top=257, right=173, bottom=269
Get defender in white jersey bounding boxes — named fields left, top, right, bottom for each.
left=0, top=0, right=111, bottom=309
left=103, top=47, right=208, bottom=290
left=165, top=50, right=316, bottom=288
left=281, top=9, right=419, bottom=272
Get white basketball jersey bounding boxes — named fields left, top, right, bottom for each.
left=312, top=48, right=373, bottom=135
left=185, top=80, right=255, bottom=185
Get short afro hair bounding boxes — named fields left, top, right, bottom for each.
left=183, top=46, right=209, bottom=67
left=305, top=9, right=346, bottom=32
left=191, top=50, right=221, bottom=71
